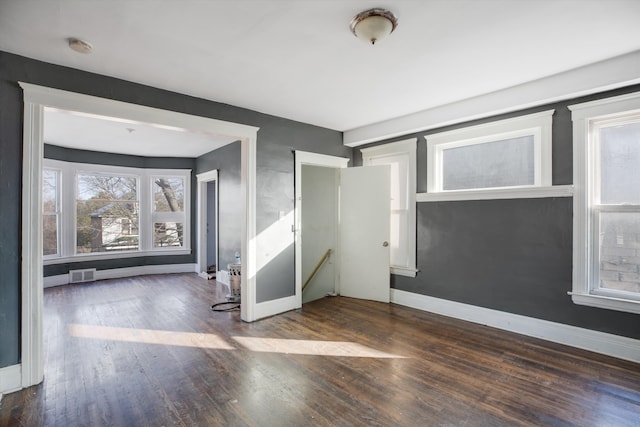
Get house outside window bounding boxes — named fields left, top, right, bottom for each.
left=570, top=91, right=640, bottom=314
left=77, top=172, right=139, bottom=253
left=361, top=138, right=417, bottom=277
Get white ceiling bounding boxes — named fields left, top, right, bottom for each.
left=44, top=108, right=238, bottom=158
left=1, top=0, right=640, bottom=154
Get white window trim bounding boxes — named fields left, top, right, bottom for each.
left=424, top=110, right=555, bottom=201
left=42, top=167, right=62, bottom=260
left=569, top=91, right=640, bottom=315
left=43, top=159, right=191, bottom=265
left=361, top=138, right=417, bottom=277
left=148, top=172, right=189, bottom=250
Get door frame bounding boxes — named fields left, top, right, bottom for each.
left=20, top=83, right=259, bottom=389
left=196, top=170, right=219, bottom=279
left=294, top=151, right=349, bottom=307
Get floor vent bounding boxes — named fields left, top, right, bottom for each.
left=69, top=268, right=97, bottom=283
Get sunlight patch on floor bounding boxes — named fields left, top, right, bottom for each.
left=232, top=336, right=407, bottom=358
left=69, top=324, right=235, bottom=350
left=68, top=324, right=406, bottom=358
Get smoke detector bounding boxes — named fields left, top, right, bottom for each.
left=67, top=38, right=93, bottom=54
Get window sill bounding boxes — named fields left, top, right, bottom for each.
left=570, top=292, right=640, bottom=315
left=417, top=185, right=574, bottom=202
left=391, top=266, right=417, bottom=278
left=44, top=248, right=191, bottom=265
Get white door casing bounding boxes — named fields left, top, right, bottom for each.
left=196, top=170, right=218, bottom=279
left=339, top=165, right=391, bottom=303
left=294, top=151, right=349, bottom=308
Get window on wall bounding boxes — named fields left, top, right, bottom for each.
left=43, top=159, right=190, bottom=263
left=570, top=91, right=640, bottom=314
left=76, top=173, right=139, bottom=253
left=423, top=110, right=556, bottom=201
left=152, top=176, right=186, bottom=248
left=42, top=168, right=60, bottom=257
left=361, top=138, right=417, bottom=277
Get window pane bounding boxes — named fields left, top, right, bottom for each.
left=43, top=169, right=57, bottom=212
left=43, top=169, right=58, bottom=256
left=390, top=211, right=409, bottom=268
left=599, top=212, right=640, bottom=295
left=154, top=177, right=184, bottom=212
left=43, top=214, right=58, bottom=256
left=77, top=174, right=138, bottom=253
left=599, top=121, right=640, bottom=205
left=371, top=154, right=408, bottom=210
left=154, top=222, right=183, bottom=247
left=442, top=136, right=535, bottom=190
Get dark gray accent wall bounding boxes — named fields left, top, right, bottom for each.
left=355, top=85, right=640, bottom=340
left=0, top=51, right=348, bottom=369
left=0, top=57, right=22, bottom=369
left=43, top=144, right=197, bottom=277
left=196, top=141, right=241, bottom=270
left=253, top=121, right=351, bottom=302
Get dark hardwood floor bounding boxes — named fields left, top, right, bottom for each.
left=1, top=273, right=639, bottom=426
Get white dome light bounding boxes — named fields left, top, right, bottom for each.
left=350, top=8, right=398, bottom=45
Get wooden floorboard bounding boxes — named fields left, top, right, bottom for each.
left=1, top=273, right=638, bottom=426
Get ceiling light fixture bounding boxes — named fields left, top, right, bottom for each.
left=67, top=37, right=93, bottom=54
left=349, top=8, right=398, bottom=45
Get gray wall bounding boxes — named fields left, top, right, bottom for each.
left=196, top=141, right=241, bottom=271
left=253, top=122, right=351, bottom=302
left=354, top=85, right=640, bottom=340
left=0, top=51, right=348, bottom=369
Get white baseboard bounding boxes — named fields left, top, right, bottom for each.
left=391, top=289, right=640, bottom=363
left=44, top=263, right=197, bottom=288
left=0, top=364, right=22, bottom=394
left=217, top=270, right=229, bottom=286
left=254, top=295, right=298, bottom=320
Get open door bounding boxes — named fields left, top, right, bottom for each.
left=339, top=165, right=391, bottom=302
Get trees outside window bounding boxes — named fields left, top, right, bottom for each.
left=76, top=174, right=139, bottom=253
left=43, top=168, right=59, bottom=256
left=153, top=177, right=185, bottom=247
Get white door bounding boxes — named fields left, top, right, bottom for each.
left=339, top=165, right=391, bottom=302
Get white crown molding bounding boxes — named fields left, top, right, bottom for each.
left=344, top=50, right=640, bottom=147
left=391, top=289, right=640, bottom=363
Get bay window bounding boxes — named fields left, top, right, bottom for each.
left=43, top=159, right=190, bottom=263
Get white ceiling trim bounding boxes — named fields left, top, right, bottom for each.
left=343, top=50, right=640, bottom=147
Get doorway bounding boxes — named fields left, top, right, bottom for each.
left=294, top=151, right=348, bottom=307
left=197, top=170, right=219, bottom=280
left=20, top=83, right=259, bottom=390
left=300, top=164, right=339, bottom=303
left=294, top=150, right=392, bottom=308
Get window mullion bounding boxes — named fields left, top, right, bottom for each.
left=139, top=174, right=151, bottom=251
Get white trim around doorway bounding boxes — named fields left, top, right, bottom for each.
left=294, top=151, right=349, bottom=308
left=19, top=82, right=259, bottom=392
left=196, top=170, right=219, bottom=280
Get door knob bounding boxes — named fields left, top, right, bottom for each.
left=382, top=241, right=389, bottom=247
